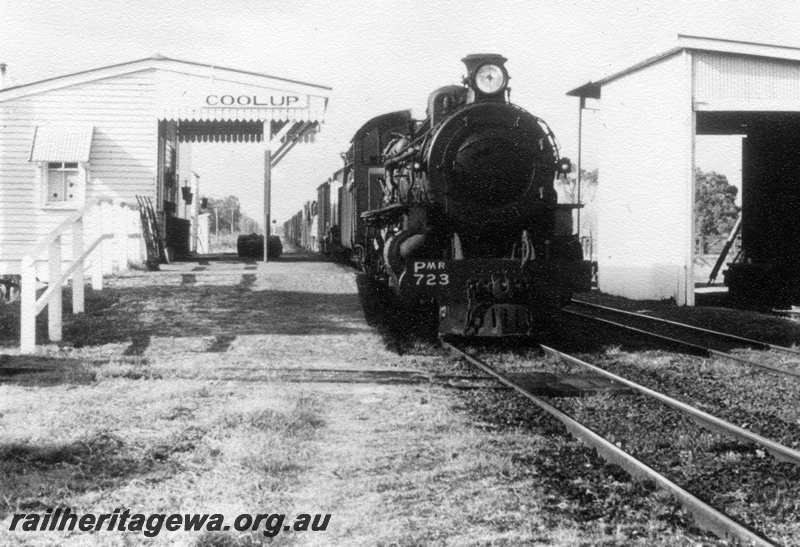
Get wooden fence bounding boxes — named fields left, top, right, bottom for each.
left=19, top=199, right=143, bottom=353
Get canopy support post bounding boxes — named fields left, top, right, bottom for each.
left=263, top=148, right=272, bottom=263
left=262, top=121, right=296, bottom=263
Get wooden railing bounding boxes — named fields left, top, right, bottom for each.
left=19, top=198, right=114, bottom=354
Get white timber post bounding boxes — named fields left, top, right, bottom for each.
left=682, top=49, right=696, bottom=306
left=92, top=205, right=104, bottom=291
left=114, top=203, right=128, bottom=273
left=263, top=121, right=273, bottom=263
left=262, top=120, right=296, bottom=262
left=48, top=236, right=63, bottom=342
left=20, top=257, right=37, bottom=354
left=129, top=207, right=140, bottom=266
left=72, top=217, right=85, bottom=313
left=264, top=148, right=272, bottom=262
left=18, top=197, right=115, bottom=352
left=92, top=243, right=104, bottom=291
left=102, top=202, right=113, bottom=276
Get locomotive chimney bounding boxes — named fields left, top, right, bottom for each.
left=461, top=54, right=509, bottom=103
left=461, top=54, right=507, bottom=75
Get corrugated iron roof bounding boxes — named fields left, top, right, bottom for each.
left=1, top=54, right=332, bottom=95
left=29, top=126, right=94, bottom=162
left=0, top=57, right=331, bottom=127
left=567, top=34, right=800, bottom=99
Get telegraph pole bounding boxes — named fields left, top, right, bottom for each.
left=577, top=95, right=584, bottom=237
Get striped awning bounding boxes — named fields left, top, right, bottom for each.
left=29, top=126, right=94, bottom=162
left=177, top=120, right=264, bottom=143
left=176, top=119, right=319, bottom=144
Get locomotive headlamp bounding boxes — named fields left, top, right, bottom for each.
left=474, top=64, right=506, bottom=94
left=462, top=54, right=509, bottom=102
left=557, top=157, right=572, bottom=174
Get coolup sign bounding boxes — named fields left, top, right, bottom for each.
left=153, top=69, right=326, bottom=120
left=204, top=94, right=306, bottom=108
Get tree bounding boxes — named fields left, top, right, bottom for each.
left=202, top=195, right=261, bottom=234
left=694, top=168, right=740, bottom=237
left=556, top=164, right=598, bottom=204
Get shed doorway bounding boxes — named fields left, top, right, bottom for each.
left=696, top=111, right=800, bottom=308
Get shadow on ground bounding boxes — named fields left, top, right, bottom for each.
left=350, top=272, right=718, bottom=357
left=174, top=250, right=330, bottom=264
left=0, top=354, right=97, bottom=387
left=354, top=274, right=440, bottom=355
left=350, top=272, right=676, bottom=357
left=0, top=280, right=371, bottom=352
left=0, top=432, right=179, bottom=521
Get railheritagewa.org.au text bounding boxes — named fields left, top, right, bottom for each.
left=8, top=508, right=331, bottom=538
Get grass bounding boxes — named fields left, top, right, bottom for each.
left=0, top=255, right=762, bottom=546
left=0, top=359, right=726, bottom=546
left=0, top=377, right=327, bottom=546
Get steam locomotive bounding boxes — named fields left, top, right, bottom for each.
left=286, top=54, right=592, bottom=336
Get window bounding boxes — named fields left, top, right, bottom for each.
left=29, top=126, right=94, bottom=208
left=46, top=162, right=82, bottom=203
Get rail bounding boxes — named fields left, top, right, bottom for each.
left=540, top=345, right=800, bottom=466
left=570, top=299, right=800, bottom=356
left=562, top=308, right=800, bottom=379
left=443, top=341, right=777, bottom=546
left=20, top=197, right=114, bottom=354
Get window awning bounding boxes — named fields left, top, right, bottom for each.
left=29, top=126, right=94, bottom=162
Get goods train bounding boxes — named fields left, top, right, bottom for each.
left=285, top=54, right=592, bottom=336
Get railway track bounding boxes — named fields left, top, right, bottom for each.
left=564, top=300, right=800, bottom=380
left=570, top=300, right=800, bottom=356
left=443, top=340, right=795, bottom=547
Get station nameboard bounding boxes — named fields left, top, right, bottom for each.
left=154, top=68, right=326, bottom=121
left=203, top=94, right=307, bottom=108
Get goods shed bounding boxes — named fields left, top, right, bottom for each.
left=0, top=54, right=330, bottom=275
left=568, top=35, right=800, bottom=307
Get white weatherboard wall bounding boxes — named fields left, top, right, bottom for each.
left=0, top=70, right=155, bottom=274
left=597, top=51, right=695, bottom=305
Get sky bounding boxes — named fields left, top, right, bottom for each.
left=4, top=0, right=800, bottom=222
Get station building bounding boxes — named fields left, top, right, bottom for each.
left=568, top=35, right=800, bottom=307
left=0, top=54, right=330, bottom=276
